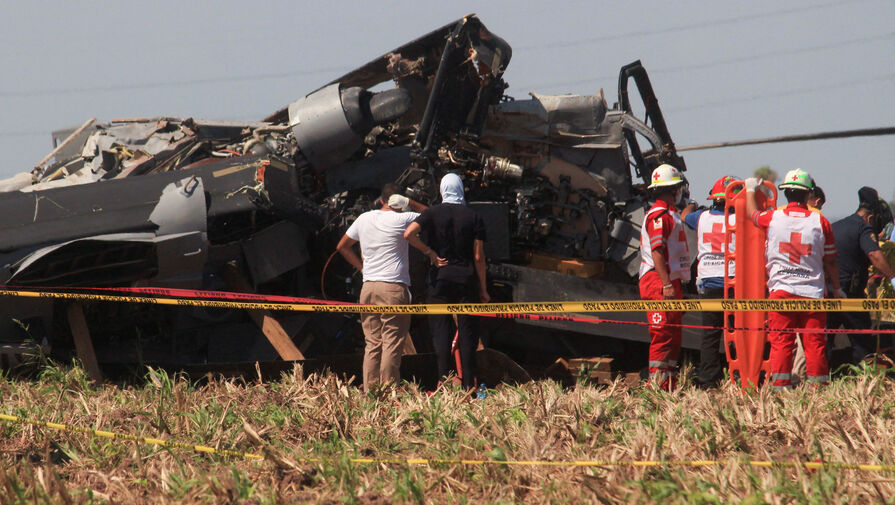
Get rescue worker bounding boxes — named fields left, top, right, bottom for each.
left=639, top=163, right=691, bottom=389
left=828, top=187, right=895, bottom=364
left=778, top=185, right=823, bottom=213
left=683, top=175, right=737, bottom=388
left=744, top=169, right=844, bottom=390
left=784, top=182, right=823, bottom=384
left=877, top=198, right=893, bottom=240
left=336, top=184, right=437, bottom=392
left=808, top=186, right=825, bottom=212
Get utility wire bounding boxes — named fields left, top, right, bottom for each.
left=0, top=76, right=892, bottom=140
left=0, top=66, right=350, bottom=99
left=667, top=72, right=895, bottom=113
left=515, top=32, right=894, bottom=92
left=0, top=3, right=880, bottom=99
left=677, top=126, right=895, bottom=152
left=514, top=0, right=865, bottom=51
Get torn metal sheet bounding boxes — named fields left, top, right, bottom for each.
left=148, top=176, right=207, bottom=236
left=6, top=231, right=206, bottom=287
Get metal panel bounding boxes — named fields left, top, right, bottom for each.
left=241, top=221, right=309, bottom=285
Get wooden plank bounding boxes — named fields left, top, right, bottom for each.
left=220, top=263, right=305, bottom=361
left=65, top=303, right=103, bottom=383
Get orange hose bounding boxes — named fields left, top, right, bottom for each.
left=320, top=250, right=339, bottom=300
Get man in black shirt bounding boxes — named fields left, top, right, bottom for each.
left=404, top=173, right=489, bottom=390
left=829, top=186, right=895, bottom=363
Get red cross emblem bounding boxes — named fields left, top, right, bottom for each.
left=704, top=222, right=725, bottom=253
left=779, top=232, right=812, bottom=264
left=653, top=171, right=661, bottom=181
left=790, top=174, right=799, bottom=182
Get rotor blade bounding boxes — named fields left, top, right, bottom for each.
left=677, top=126, right=895, bottom=152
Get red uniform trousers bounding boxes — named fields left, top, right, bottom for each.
left=639, top=271, right=684, bottom=383
left=767, top=290, right=829, bottom=390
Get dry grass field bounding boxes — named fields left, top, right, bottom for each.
left=1, top=363, right=894, bottom=504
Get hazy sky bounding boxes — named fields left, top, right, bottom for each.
left=1, top=0, right=892, bottom=220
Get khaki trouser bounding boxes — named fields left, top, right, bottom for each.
left=360, top=281, right=411, bottom=391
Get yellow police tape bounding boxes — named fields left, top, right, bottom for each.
left=3, top=411, right=895, bottom=472
left=0, top=412, right=263, bottom=460
left=1, top=288, right=894, bottom=313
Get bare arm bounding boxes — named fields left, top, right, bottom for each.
left=823, top=255, right=842, bottom=293
left=650, top=246, right=675, bottom=299
left=868, top=250, right=895, bottom=280
left=336, top=235, right=363, bottom=272
left=407, top=199, right=427, bottom=213
left=404, top=222, right=447, bottom=266
left=474, top=239, right=490, bottom=302
left=403, top=222, right=423, bottom=245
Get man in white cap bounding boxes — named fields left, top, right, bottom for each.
left=336, top=183, right=436, bottom=391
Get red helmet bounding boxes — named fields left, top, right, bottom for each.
left=708, top=175, right=737, bottom=200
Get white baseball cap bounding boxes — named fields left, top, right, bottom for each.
left=387, top=194, right=410, bottom=211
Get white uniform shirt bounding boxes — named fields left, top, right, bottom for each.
left=695, top=210, right=735, bottom=283
left=753, top=204, right=835, bottom=298
left=639, top=201, right=691, bottom=281
left=345, top=209, right=420, bottom=285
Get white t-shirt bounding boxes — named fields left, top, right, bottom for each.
left=345, top=209, right=420, bottom=285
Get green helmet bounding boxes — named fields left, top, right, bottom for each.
left=778, top=168, right=814, bottom=191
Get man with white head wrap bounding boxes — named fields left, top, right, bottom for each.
left=336, top=183, right=433, bottom=391
left=404, top=173, right=489, bottom=391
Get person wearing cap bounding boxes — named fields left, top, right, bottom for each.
left=877, top=198, right=893, bottom=241
left=683, top=175, right=737, bottom=388
left=336, top=183, right=436, bottom=391
left=828, top=186, right=895, bottom=364
left=639, top=163, right=691, bottom=390
left=744, top=169, right=843, bottom=390
left=778, top=185, right=824, bottom=213
left=808, top=186, right=826, bottom=212
left=403, top=173, right=489, bottom=391
left=785, top=182, right=824, bottom=384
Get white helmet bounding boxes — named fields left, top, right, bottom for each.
left=778, top=168, right=814, bottom=191
left=648, top=164, right=684, bottom=189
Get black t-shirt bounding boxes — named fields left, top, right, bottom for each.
left=414, top=203, right=486, bottom=284
left=832, top=213, right=880, bottom=292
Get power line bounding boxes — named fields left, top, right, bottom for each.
left=0, top=75, right=891, bottom=140
left=0, top=3, right=878, bottom=100
left=514, top=0, right=863, bottom=51
left=0, top=66, right=349, bottom=99
left=513, top=32, right=893, bottom=92
left=0, top=131, right=47, bottom=138
left=677, top=126, right=895, bottom=152
left=667, top=73, right=895, bottom=113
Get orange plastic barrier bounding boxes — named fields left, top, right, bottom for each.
left=724, top=180, right=776, bottom=388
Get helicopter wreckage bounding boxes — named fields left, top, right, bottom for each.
left=0, top=16, right=702, bottom=384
